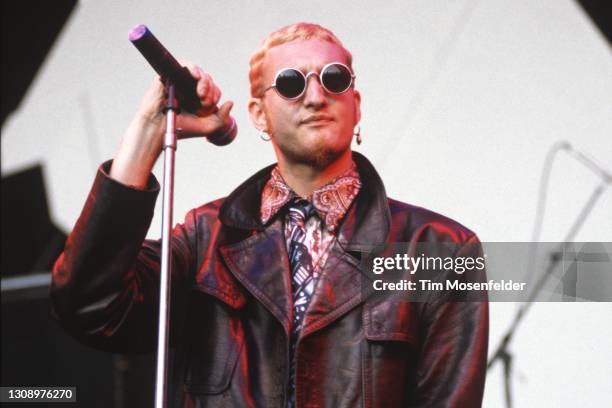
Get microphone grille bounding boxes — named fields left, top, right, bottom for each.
left=128, top=24, right=149, bottom=42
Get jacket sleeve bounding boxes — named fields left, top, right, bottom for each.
left=413, top=234, right=489, bottom=407
left=50, top=161, right=198, bottom=353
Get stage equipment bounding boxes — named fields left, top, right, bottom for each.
left=487, top=142, right=611, bottom=408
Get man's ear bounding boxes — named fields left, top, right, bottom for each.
left=248, top=97, right=268, bottom=131
left=353, top=89, right=361, bottom=124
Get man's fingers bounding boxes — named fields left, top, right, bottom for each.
left=145, top=76, right=166, bottom=101
left=159, top=61, right=224, bottom=117
left=176, top=114, right=213, bottom=138
left=137, top=77, right=166, bottom=119
left=212, top=85, right=221, bottom=107
left=177, top=59, right=198, bottom=75
left=218, top=100, right=233, bottom=120
left=197, top=76, right=209, bottom=99
left=175, top=100, right=233, bottom=139
left=201, top=73, right=215, bottom=107
left=173, top=63, right=221, bottom=113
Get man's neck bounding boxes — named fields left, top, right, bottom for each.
left=277, top=150, right=353, bottom=198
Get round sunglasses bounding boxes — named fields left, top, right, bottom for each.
left=264, top=62, right=356, bottom=100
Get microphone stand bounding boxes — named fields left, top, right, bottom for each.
left=154, top=81, right=179, bottom=408
left=487, top=180, right=608, bottom=408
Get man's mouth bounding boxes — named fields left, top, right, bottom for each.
left=300, top=114, right=334, bottom=125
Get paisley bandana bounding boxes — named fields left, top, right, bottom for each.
left=260, top=162, right=361, bottom=232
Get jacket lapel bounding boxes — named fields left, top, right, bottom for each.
left=300, top=240, right=369, bottom=337
left=219, top=219, right=292, bottom=337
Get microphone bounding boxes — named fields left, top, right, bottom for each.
left=128, top=24, right=236, bottom=146
left=560, top=142, right=612, bottom=184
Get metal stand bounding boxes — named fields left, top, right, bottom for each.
left=487, top=181, right=607, bottom=408
left=154, top=82, right=179, bottom=408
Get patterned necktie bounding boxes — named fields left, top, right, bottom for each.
left=287, top=199, right=316, bottom=408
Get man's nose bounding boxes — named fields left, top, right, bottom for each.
left=303, top=74, right=326, bottom=107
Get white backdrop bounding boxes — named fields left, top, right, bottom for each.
left=2, top=0, right=611, bottom=406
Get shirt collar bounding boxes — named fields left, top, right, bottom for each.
left=260, top=161, right=361, bottom=232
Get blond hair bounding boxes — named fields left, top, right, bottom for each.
left=249, top=22, right=353, bottom=98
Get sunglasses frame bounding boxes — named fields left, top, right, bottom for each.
left=264, top=62, right=356, bottom=100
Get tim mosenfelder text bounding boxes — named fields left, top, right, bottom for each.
left=370, top=253, right=527, bottom=293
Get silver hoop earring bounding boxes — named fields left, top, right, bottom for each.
left=259, top=128, right=271, bottom=142
left=354, top=125, right=362, bottom=145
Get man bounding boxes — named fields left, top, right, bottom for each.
left=51, top=22, right=488, bottom=407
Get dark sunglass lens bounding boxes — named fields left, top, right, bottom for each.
left=275, top=69, right=305, bottom=98
left=321, top=64, right=352, bottom=93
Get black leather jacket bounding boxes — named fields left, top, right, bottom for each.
left=51, top=152, right=488, bottom=407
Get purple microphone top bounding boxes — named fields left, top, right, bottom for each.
left=128, top=24, right=148, bottom=42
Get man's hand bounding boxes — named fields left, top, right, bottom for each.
left=176, top=65, right=234, bottom=138
left=110, top=62, right=234, bottom=188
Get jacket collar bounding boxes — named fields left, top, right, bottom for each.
left=219, top=151, right=391, bottom=247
